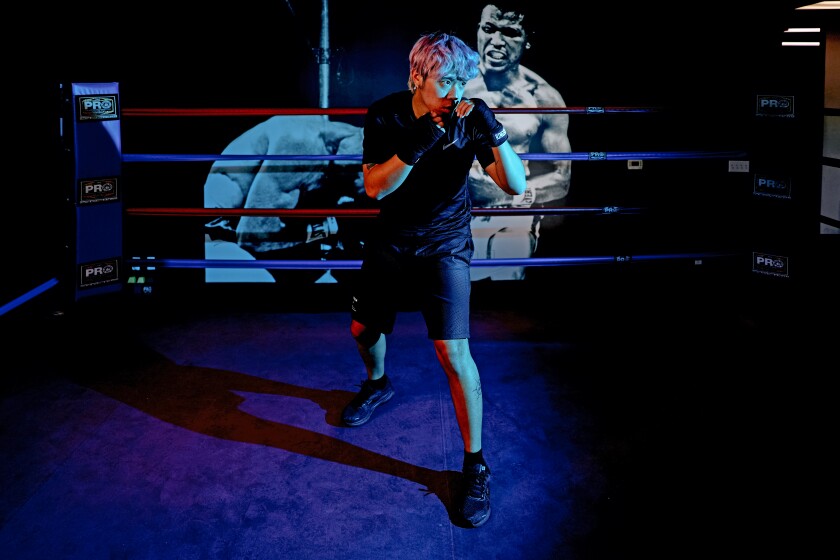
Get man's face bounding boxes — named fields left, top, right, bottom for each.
left=476, top=5, right=527, bottom=72
left=417, top=70, right=466, bottom=118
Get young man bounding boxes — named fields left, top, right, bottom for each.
left=341, top=31, right=527, bottom=528
left=465, top=3, right=572, bottom=281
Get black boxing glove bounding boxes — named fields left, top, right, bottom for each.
left=470, top=98, right=508, bottom=147
left=396, top=112, right=445, bottom=165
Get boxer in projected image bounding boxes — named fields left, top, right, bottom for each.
left=465, top=3, right=572, bottom=281
left=203, top=115, right=365, bottom=283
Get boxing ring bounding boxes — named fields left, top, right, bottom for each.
left=2, top=82, right=751, bottom=314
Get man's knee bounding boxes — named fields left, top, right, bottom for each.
left=351, top=321, right=381, bottom=349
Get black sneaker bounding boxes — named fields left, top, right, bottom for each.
left=342, top=377, right=395, bottom=426
left=460, top=463, right=491, bottom=527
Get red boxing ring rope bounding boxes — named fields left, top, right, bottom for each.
left=122, top=106, right=661, bottom=117
left=126, top=207, right=644, bottom=218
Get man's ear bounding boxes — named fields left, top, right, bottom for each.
left=410, top=70, right=423, bottom=91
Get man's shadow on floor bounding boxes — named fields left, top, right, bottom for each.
left=68, top=339, right=478, bottom=527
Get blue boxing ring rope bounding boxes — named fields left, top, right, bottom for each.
left=127, top=253, right=740, bottom=271
left=122, top=151, right=747, bottom=163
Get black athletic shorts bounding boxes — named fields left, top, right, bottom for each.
left=350, top=234, right=473, bottom=340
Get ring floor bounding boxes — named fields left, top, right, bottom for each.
left=0, top=266, right=831, bottom=559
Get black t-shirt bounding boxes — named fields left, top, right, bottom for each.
left=363, top=90, right=496, bottom=240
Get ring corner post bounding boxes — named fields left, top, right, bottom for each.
left=64, top=82, right=123, bottom=304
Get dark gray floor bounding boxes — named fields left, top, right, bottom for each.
left=0, top=266, right=831, bottom=559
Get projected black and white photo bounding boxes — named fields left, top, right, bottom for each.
left=202, top=2, right=576, bottom=285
